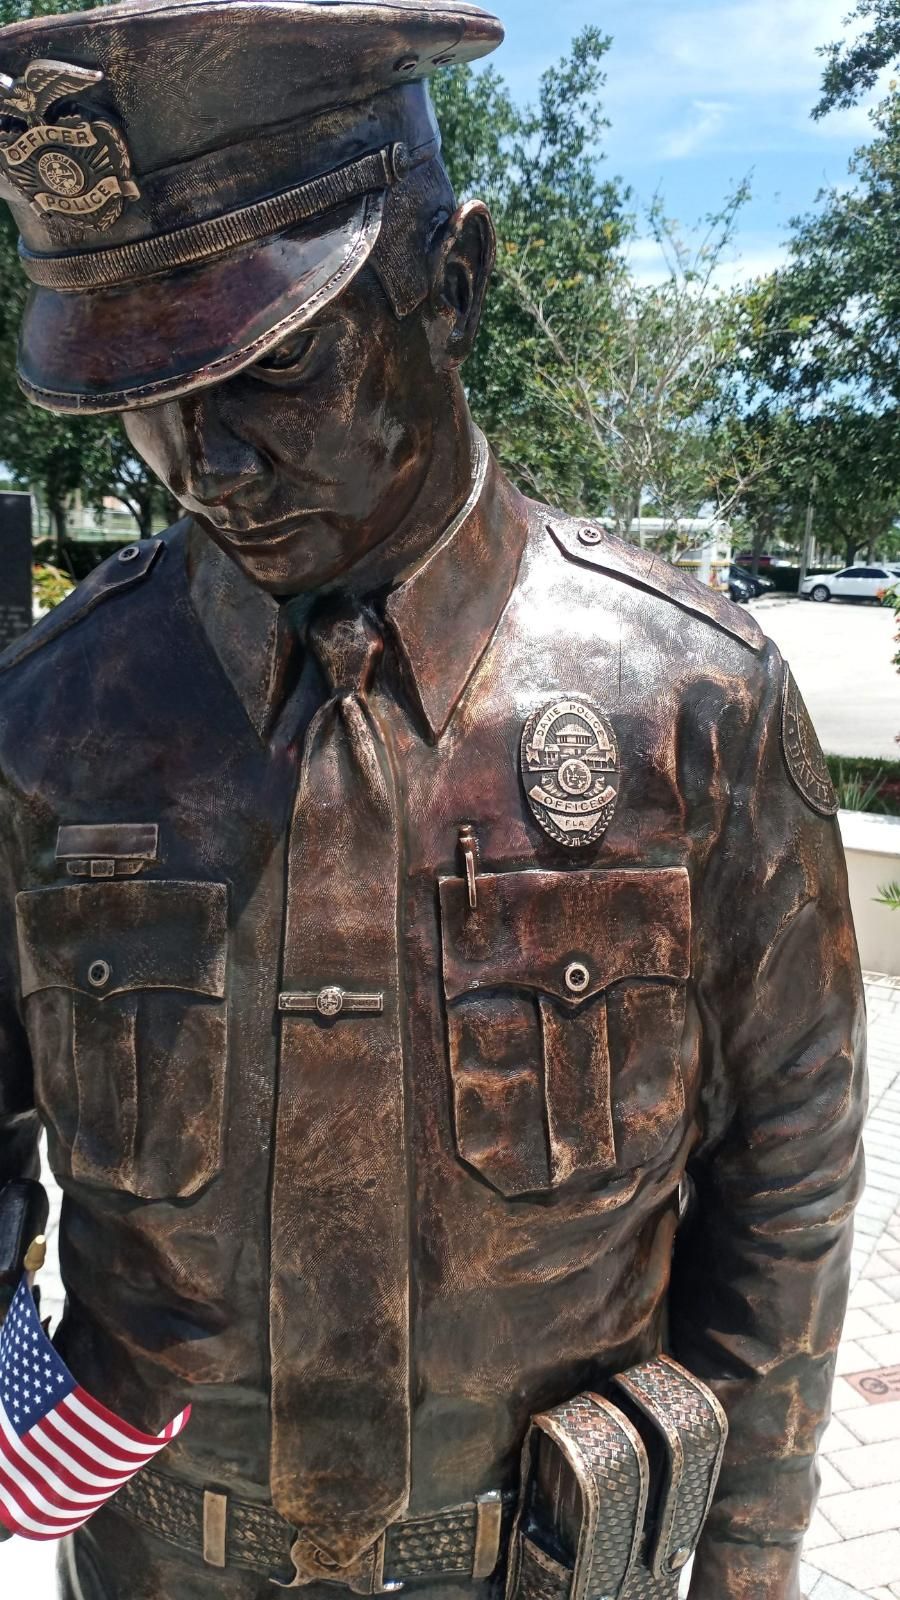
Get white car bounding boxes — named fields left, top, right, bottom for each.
left=799, top=564, right=900, bottom=603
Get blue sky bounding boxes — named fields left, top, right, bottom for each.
left=490, top=0, right=878, bottom=282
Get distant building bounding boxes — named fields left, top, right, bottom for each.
left=626, top=516, right=733, bottom=590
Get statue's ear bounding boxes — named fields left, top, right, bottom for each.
left=427, top=201, right=496, bottom=368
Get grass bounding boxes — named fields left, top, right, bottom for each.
left=826, top=755, right=900, bottom=818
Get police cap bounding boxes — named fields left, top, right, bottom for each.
left=0, top=0, right=503, bottom=413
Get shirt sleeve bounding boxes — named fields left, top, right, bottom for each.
left=669, top=639, right=867, bottom=1600
left=0, top=772, right=40, bottom=1320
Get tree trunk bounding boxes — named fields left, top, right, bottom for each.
left=136, top=498, right=154, bottom=538
left=843, top=533, right=860, bottom=568
left=118, top=492, right=154, bottom=539
left=750, top=515, right=772, bottom=577
left=48, top=498, right=67, bottom=563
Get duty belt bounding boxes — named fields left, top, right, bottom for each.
left=114, top=1468, right=515, bottom=1592
left=115, top=1355, right=725, bottom=1598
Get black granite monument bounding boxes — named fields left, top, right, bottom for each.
left=0, top=493, right=32, bottom=653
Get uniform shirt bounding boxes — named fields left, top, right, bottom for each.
left=0, top=442, right=866, bottom=1600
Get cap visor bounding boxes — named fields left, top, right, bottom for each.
left=17, top=192, right=383, bottom=415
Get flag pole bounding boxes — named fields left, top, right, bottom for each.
left=23, top=1234, right=46, bottom=1292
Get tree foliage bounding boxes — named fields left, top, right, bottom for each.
left=501, top=188, right=767, bottom=540
left=727, top=39, right=900, bottom=569
left=0, top=0, right=165, bottom=557
left=0, top=1, right=897, bottom=572
left=431, top=30, right=629, bottom=511
left=433, top=37, right=760, bottom=535
left=743, top=95, right=900, bottom=411
left=816, top=0, right=900, bottom=116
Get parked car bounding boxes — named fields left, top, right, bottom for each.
left=799, top=565, right=900, bottom=603
left=729, top=564, right=775, bottom=598
left=735, top=551, right=790, bottom=570
left=728, top=570, right=755, bottom=604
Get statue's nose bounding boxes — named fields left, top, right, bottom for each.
left=175, top=392, right=265, bottom=507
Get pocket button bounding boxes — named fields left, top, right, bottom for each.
left=87, top=958, right=111, bottom=989
left=564, top=961, right=591, bottom=995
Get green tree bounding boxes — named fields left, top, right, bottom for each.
left=744, top=95, right=900, bottom=410
left=431, top=29, right=629, bottom=512
left=815, top=0, right=900, bottom=117
left=497, top=186, right=764, bottom=542
left=0, top=0, right=163, bottom=559
left=434, top=43, right=767, bottom=538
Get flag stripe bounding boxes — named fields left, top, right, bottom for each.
left=0, top=1276, right=190, bottom=1542
left=0, top=1402, right=116, bottom=1511
left=0, top=1445, right=94, bottom=1528
left=72, top=1384, right=182, bottom=1448
left=0, top=1454, right=85, bottom=1537
left=67, top=1395, right=165, bottom=1459
left=22, top=1409, right=139, bottom=1492
left=49, top=1402, right=166, bottom=1474
left=0, top=1481, right=83, bottom=1541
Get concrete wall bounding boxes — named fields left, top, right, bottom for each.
left=839, top=811, right=900, bottom=977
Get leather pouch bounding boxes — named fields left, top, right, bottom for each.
left=505, top=1355, right=727, bottom=1600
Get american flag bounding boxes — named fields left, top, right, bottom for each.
left=0, top=1276, right=189, bottom=1540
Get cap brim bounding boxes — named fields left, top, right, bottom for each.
left=17, top=192, right=384, bottom=415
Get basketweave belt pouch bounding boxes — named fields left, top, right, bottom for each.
left=505, top=1355, right=727, bottom=1600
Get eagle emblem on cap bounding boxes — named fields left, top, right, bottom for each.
left=521, top=699, right=621, bottom=848
left=0, top=58, right=140, bottom=237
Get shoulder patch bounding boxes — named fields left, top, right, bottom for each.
left=0, top=538, right=165, bottom=676
left=781, top=666, right=838, bottom=816
left=546, top=516, right=764, bottom=653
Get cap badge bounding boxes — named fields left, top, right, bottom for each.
left=521, top=699, right=620, bottom=849
left=0, top=59, right=140, bottom=237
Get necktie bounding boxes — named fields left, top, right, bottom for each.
left=270, top=600, right=410, bottom=1585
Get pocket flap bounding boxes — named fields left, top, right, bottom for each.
left=16, top=880, right=228, bottom=1000
left=439, top=869, right=690, bottom=1003
left=56, top=823, right=159, bottom=862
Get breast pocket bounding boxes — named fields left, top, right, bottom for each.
left=16, top=880, right=228, bottom=1200
left=439, top=868, right=691, bottom=1199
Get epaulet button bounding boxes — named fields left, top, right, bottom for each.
left=0, top=537, right=164, bottom=675
left=547, top=517, right=764, bottom=653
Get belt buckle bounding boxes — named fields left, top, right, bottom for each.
left=272, top=1531, right=401, bottom=1593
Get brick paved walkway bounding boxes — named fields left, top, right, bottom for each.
left=799, top=976, right=900, bottom=1600
left=3, top=977, right=900, bottom=1597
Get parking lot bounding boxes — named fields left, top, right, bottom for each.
left=750, top=597, right=899, bottom=760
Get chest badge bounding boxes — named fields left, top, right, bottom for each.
left=0, top=59, right=140, bottom=238
left=521, top=699, right=620, bottom=848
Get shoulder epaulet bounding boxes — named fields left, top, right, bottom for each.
left=0, top=536, right=166, bottom=676
left=547, top=516, right=765, bottom=653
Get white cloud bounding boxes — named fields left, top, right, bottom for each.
left=626, top=233, right=788, bottom=289
left=648, top=0, right=850, bottom=99
left=660, top=100, right=732, bottom=159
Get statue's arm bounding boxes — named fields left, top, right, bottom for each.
left=0, top=772, right=42, bottom=1320
left=0, top=773, right=42, bottom=1541
left=669, top=641, right=867, bottom=1600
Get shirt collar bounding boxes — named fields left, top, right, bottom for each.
left=187, top=428, right=528, bottom=743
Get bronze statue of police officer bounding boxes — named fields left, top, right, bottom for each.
left=0, top=4, right=866, bottom=1599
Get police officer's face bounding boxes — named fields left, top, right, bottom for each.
left=123, top=244, right=481, bottom=594
left=122, top=269, right=439, bottom=594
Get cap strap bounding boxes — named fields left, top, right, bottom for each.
left=20, top=140, right=425, bottom=293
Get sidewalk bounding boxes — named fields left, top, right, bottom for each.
left=3, top=977, right=900, bottom=1598
left=800, top=975, right=900, bottom=1600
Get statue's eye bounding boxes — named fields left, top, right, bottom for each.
left=252, top=329, right=317, bottom=382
